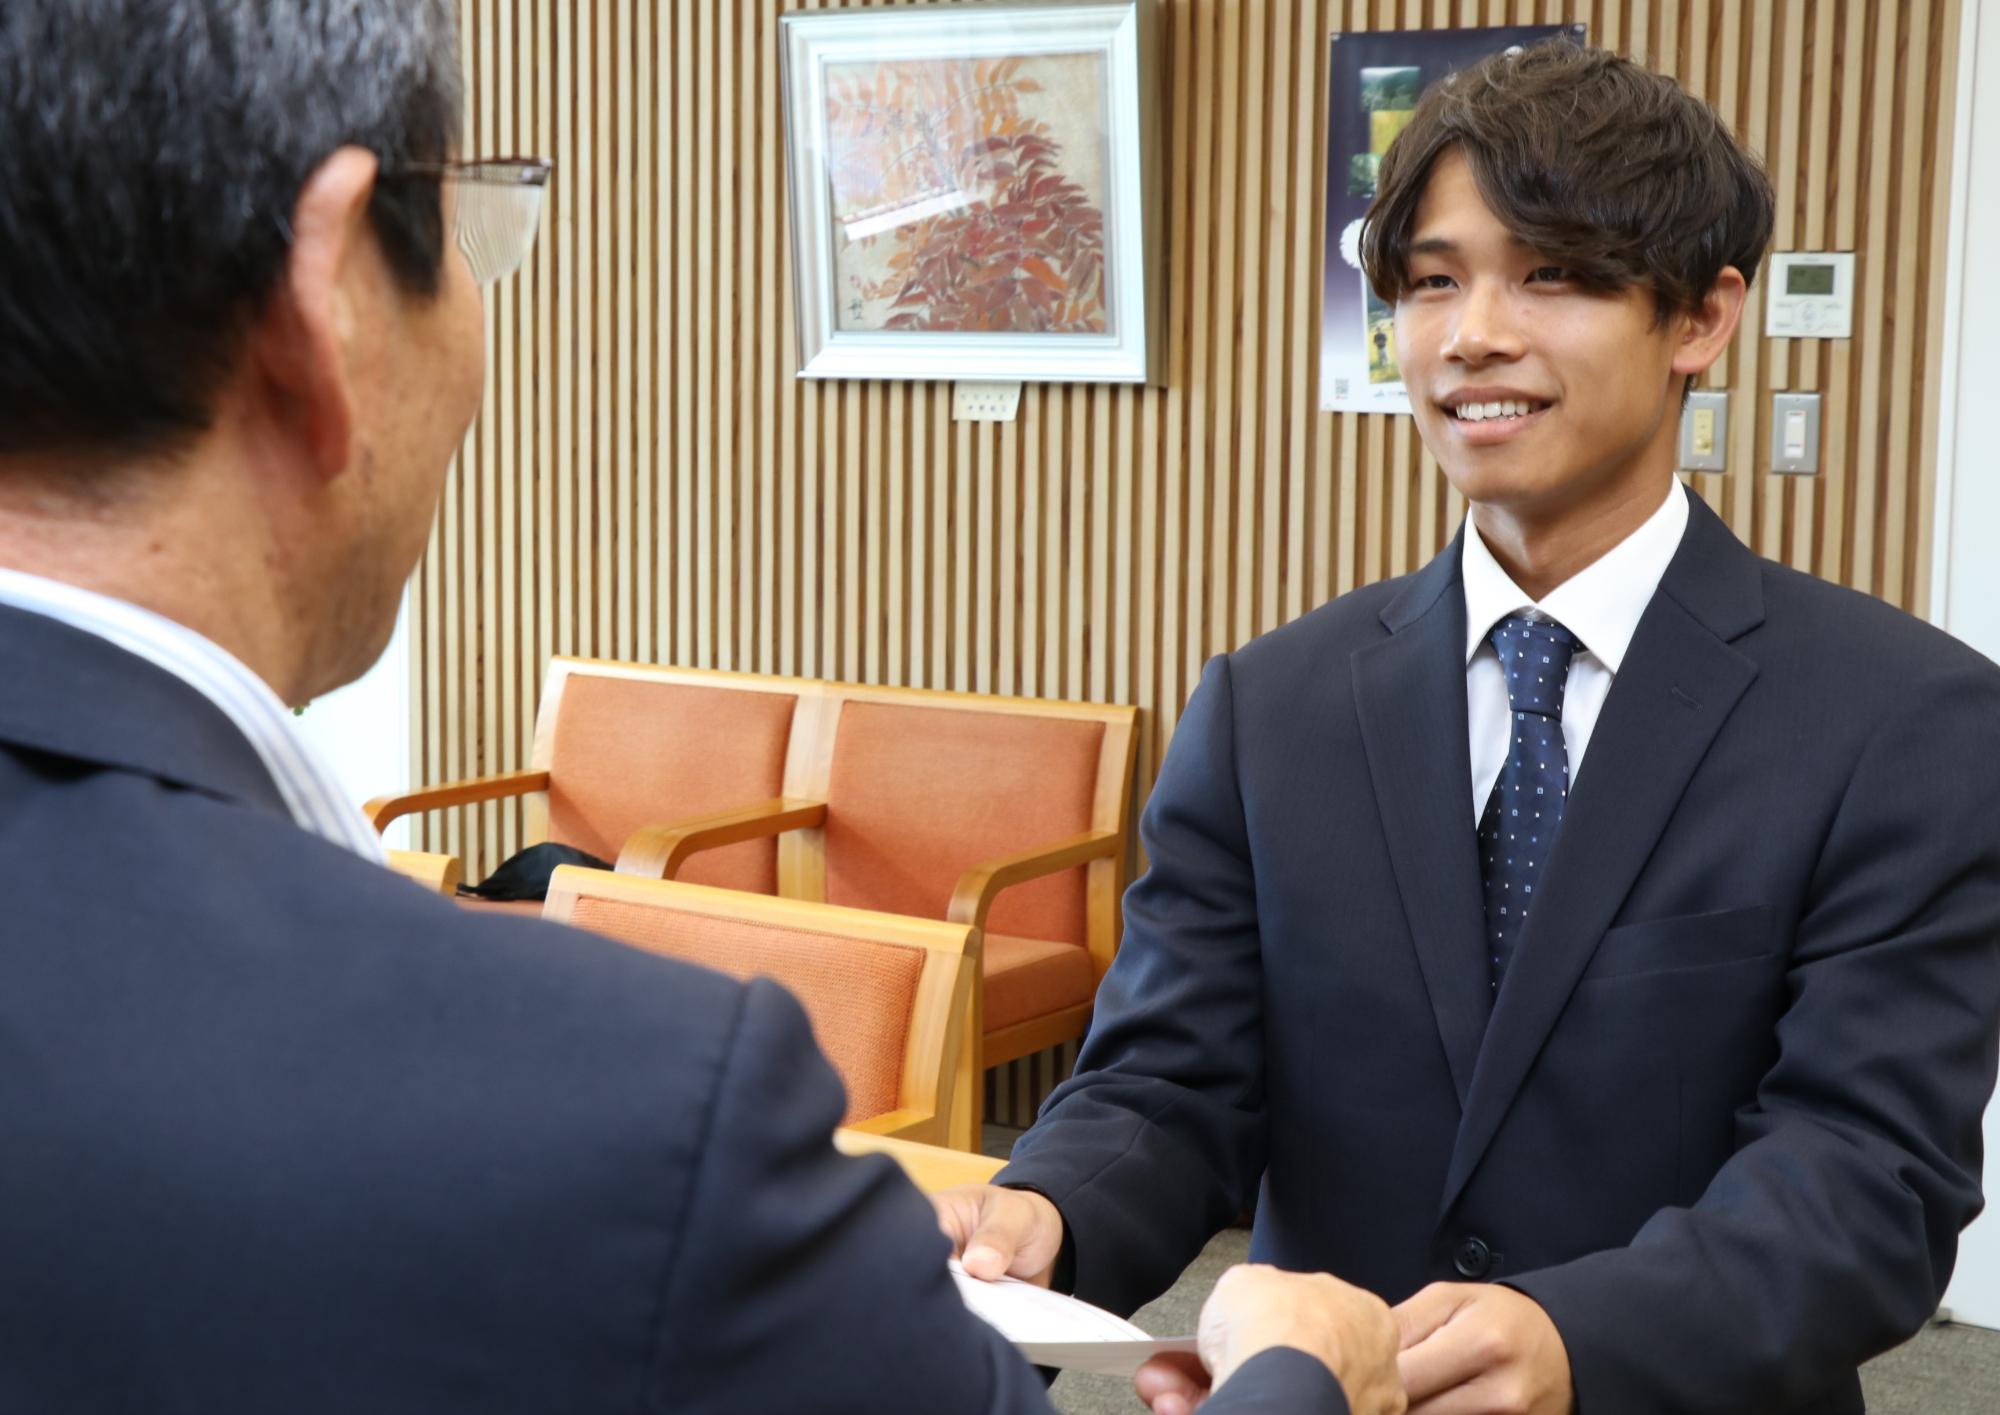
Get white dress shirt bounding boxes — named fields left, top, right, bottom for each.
left=0, top=565, right=387, bottom=862
left=1463, top=483, right=1690, bottom=825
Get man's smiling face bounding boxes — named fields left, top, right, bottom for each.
left=1394, top=149, right=1687, bottom=525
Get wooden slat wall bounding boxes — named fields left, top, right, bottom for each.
left=418, top=0, right=1961, bottom=888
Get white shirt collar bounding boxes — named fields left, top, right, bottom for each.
left=0, top=566, right=387, bottom=863
left=1461, top=481, right=1690, bottom=673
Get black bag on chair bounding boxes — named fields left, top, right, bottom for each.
left=457, top=843, right=613, bottom=902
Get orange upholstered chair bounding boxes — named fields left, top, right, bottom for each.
left=383, top=849, right=463, bottom=895
left=618, top=683, right=1139, bottom=1148
left=544, top=866, right=975, bottom=1145
left=364, top=660, right=805, bottom=912
left=832, top=1130, right=1005, bottom=1193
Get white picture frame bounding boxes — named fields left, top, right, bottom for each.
left=780, top=0, right=1162, bottom=384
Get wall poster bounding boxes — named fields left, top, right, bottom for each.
left=1319, top=25, right=1585, bottom=414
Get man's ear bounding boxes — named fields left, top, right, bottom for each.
left=1671, top=266, right=1750, bottom=383
left=250, top=146, right=383, bottom=482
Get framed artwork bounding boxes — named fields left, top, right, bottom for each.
left=781, top=1, right=1162, bottom=383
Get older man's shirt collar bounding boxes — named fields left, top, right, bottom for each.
left=0, top=566, right=387, bottom=863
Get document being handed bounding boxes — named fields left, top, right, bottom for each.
left=948, top=1259, right=1198, bottom=1377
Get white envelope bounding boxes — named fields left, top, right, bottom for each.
left=949, top=1259, right=1200, bottom=1378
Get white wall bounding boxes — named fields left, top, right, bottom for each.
left=284, top=601, right=411, bottom=849
left=1936, top=0, right=2000, bottom=1333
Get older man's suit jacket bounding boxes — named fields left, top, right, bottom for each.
left=1000, top=491, right=2000, bottom=1414
left=0, top=603, right=1346, bottom=1414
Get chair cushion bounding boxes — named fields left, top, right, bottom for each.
left=546, top=673, right=796, bottom=893
left=453, top=896, right=544, bottom=919
left=822, top=701, right=1105, bottom=943
left=983, top=934, right=1092, bottom=1035
left=565, top=897, right=923, bottom=1127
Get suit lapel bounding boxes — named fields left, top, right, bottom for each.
left=1354, top=536, right=1491, bottom=1108
left=1439, top=495, right=1766, bottom=1214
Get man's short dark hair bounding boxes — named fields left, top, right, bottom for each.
left=1362, top=42, right=1774, bottom=320
left=0, top=0, right=463, bottom=458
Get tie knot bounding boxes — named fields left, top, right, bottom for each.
left=1489, top=614, right=1579, bottom=719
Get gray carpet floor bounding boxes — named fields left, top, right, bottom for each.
left=981, top=1130, right=2000, bottom=1414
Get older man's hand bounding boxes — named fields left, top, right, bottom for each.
left=1135, top=1264, right=1406, bottom=1415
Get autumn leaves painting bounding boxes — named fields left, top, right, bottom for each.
left=823, top=54, right=1111, bottom=336
left=783, top=3, right=1157, bottom=382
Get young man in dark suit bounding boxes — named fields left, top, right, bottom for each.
left=939, top=42, right=2000, bottom=1415
left=0, top=3, right=1406, bottom=1411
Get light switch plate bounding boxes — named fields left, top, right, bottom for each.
left=1679, top=390, right=1729, bottom=472
left=953, top=381, right=1024, bottom=422
left=1770, top=392, right=1821, bottom=474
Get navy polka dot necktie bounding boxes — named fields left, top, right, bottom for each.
left=1479, top=614, right=1581, bottom=992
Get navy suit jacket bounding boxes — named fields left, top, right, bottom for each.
left=1000, top=491, right=2000, bottom=1414
left=0, top=604, right=1345, bottom=1414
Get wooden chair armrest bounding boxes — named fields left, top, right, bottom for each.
left=834, top=1128, right=1006, bottom=1192
left=946, top=829, right=1124, bottom=934
left=613, top=798, right=828, bottom=879
left=385, top=849, right=464, bottom=896
left=364, top=769, right=552, bottom=832
left=838, top=1108, right=934, bottom=1141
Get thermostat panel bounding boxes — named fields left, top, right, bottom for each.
left=1765, top=252, right=1855, bottom=339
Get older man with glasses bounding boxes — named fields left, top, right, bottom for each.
left=0, top=4, right=1407, bottom=1412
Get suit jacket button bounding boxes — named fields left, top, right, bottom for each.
left=1453, top=1237, right=1494, bottom=1279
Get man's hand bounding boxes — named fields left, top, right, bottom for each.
left=1394, top=1283, right=1572, bottom=1415
left=929, top=1184, right=1066, bottom=1287
left=1134, top=1265, right=1406, bottom=1415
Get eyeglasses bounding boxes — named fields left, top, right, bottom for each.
left=387, top=158, right=553, bottom=286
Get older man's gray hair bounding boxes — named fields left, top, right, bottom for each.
left=0, top=0, right=463, bottom=457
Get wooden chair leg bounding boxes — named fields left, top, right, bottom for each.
left=948, top=1021, right=984, bottom=1151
